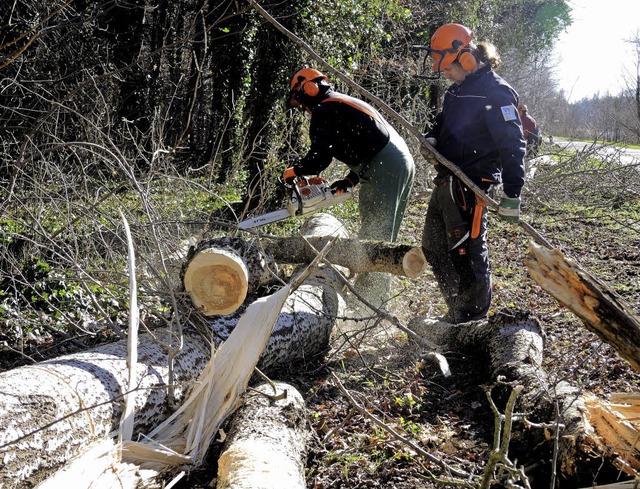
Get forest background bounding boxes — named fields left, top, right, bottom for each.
left=1, top=1, right=640, bottom=487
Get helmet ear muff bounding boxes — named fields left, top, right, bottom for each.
left=301, top=79, right=320, bottom=97
left=457, top=49, right=477, bottom=72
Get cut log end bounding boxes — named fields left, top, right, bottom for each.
left=402, top=247, right=427, bottom=279
left=183, top=249, right=249, bottom=315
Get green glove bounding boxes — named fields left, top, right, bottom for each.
left=420, top=137, right=439, bottom=165
left=497, top=197, right=521, bottom=223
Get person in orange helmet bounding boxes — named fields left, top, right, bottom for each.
left=420, top=23, right=526, bottom=323
left=283, top=67, right=415, bottom=310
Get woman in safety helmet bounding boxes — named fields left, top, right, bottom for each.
left=421, top=23, right=526, bottom=323
left=283, top=67, right=415, bottom=310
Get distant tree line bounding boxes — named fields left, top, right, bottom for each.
left=1, top=0, right=577, bottom=210
left=3, top=0, right=638, bottom=228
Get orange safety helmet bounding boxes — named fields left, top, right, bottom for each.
left=289, top=68, right=330, bottom=98
left=429, top=23, right=475, bottom=73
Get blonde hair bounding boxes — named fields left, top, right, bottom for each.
left=471, top=41, right=501, bottom=70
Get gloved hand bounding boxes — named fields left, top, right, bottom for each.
left=282, top=167, right=297, bottom=184
left=420, top=137, right=439, bottom=165
left=330, top=177, right=355, bottom=195
left=497, top=196, right=521, bottom=223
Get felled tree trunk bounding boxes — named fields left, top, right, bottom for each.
left=183, top=216, right=425, bottom=316
left=217, top=381, right=311, bottom=489
left=259, top=236, right=426, bottom=278
left=2, top=215, right=346, bottom=488
left=0, top=330, right=209, bottom=488
left=210, top=214, right=347, bottom=373
left=525, top=241, right=640, bottom=372
left=408, top=311, right=630, bottom=480
left=182, top=211, right=425, bottom=317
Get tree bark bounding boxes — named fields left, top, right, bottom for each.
left=0, top=330, right=209, bottom=488
left=182, top=213, right=424, bottom=317
left=2, top=215, right=346, bottom=488
left=408, top=311, right=632, bottom=480
left=217, top=381, right=311, bottom=489
left=525, top=241, right=640, bottom=373
left=258, top=236, right=426, bottom=278
left=210, top=214, right=347, bottom=373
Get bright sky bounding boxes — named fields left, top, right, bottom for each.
left=552, top=0, right=639, bottom=102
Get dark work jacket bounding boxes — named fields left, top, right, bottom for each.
left=520, top=112, right=538, bottom=140
left=426, top=65, right=526, bottom=198
left=293, top=90, right=390, bottom=176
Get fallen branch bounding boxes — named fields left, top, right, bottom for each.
left=525, top=241, right=640, bottom=372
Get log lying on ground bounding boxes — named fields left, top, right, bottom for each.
left=210, top=214, right=346, bottom=373
left=6, top=279, right=342, bottom=488
left=409, top=310, right=545, bottom=386
left=217, top=381, right=311, bottom=489
left=408, top=311, right=601, bottom=479
left=5, top=216, right=347, bottom=488
left=525, top=241, right=640, bottom=372
left=259, top=236, right=426, bottom=278
left=525, top=241, right=640, bottom=477
left=0, top=330, right=209, bottom=488
left=211, top=268, right=345, bottom=374
left=182, top=214, right=423, bottom=316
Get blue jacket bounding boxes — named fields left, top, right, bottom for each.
left=427, top=65, right=526, bottom=198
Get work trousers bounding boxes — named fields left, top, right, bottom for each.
left=351, top=126, right=415, bottom=309
left=421, top=176, right=491, bottom=323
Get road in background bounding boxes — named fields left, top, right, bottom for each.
left=553, top=139, right=640, bottom=166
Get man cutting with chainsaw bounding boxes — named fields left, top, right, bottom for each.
left=420, top=24, right=526, bottom=324
left=283, top=67, right=415, bottom=309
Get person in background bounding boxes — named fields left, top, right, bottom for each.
left=420, top=23, right=526, bottom=324
left=283, top=68, right=415, bottom=310
left=518, top=104, right=542, bottom=157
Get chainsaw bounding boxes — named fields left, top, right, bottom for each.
left=238, top=176, right=353, bottom=230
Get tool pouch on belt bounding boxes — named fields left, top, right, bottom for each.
left=469, top=178, right=496, bottom=239
left=440, top=176, right=472, bottom=252
left=447, top=176, right=488, bottom=242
